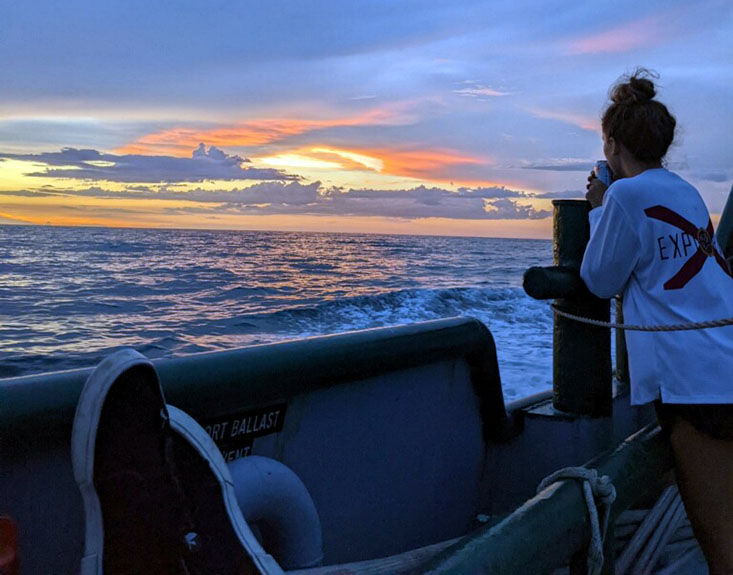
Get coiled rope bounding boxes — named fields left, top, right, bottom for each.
left=537, top=467, right=616, bottom=575
left=551, top=304, right=733, bottom=332
left=614, top=485, right=693, bottom=575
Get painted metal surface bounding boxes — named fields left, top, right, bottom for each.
left=418, top=423, right=673, bottom=575
left=0, top=317, right=510, bottom=461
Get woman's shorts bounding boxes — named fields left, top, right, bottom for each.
left=654, top=400, right=733, bottom=441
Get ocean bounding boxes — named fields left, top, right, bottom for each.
left=0, top=225, right=556, bottom=401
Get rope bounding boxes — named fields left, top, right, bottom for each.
left=614, top=485, right=701, bottom=575
left=537, top=467, right=616, bottom=575
left=551, top=304, right=733, bottom=332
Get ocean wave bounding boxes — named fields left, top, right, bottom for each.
left=219, top=286, right=551, bottom=335
left=214, top=286, right=554, bottom=399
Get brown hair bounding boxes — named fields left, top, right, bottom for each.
left=601, top=69, right=676, bottom=163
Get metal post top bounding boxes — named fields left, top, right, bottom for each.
left=552, top=199, right=590, bottom=207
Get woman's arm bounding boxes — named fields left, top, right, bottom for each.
left=580, top=193, right=640, bottom=299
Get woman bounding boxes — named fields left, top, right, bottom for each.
left=580, top=69, right=733, bottom=574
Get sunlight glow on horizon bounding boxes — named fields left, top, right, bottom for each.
left=310, top=148, right=384, bottom=172
left=257, top=153, right=344, bottom=170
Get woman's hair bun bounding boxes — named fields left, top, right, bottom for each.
left=610, top=69, right=657, bottom=105
left=601, top=68, right=675, bottom=162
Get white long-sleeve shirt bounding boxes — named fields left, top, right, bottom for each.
left=580, top=168, right=733, bottom=405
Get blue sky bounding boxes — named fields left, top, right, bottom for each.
left=1, top=0, right=731, bottom=236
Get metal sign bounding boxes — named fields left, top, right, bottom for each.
left=202, top=403, right=287, bottom=462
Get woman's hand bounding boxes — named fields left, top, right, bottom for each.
left=586, top=171, right=608, bottom=209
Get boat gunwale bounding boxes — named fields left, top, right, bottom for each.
left=0, top=316, right=511, bottom=459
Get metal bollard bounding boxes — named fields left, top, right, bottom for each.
left=523, top=200, right=611, bottom=417
left=715, top=184, right=733, bottom=262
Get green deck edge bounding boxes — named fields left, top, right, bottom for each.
left=417, top=423, right=673, bottom=575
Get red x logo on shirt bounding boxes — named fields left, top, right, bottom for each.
left=644, top=205, right=731, bottom=290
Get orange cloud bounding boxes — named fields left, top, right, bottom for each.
left=116, top=107, right=408, bottom=157
left=567, top=14, right=675, bottom=55
left=375, top=148, right=486, bottom=180
left=527, top=107, right=600, bottom=132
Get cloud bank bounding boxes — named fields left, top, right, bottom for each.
left=1, top=181, right=552, bottom=220
left=0, top=144, right=295, bottom=183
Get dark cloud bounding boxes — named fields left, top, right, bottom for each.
left=0, top=189, right=62, bottom=197
left=532, top=190, right=586, bottom=199
left=3, top=180, right=552, bottom=220
left=0, top=145, right=296, bottom=183
left=182, top=181, right=322, bottom=206
left=522, top=161, right=593, bottom=172
left=457, top=186, right=527, bottom=199
left=282, top=185, right=548, bottom=219
left=483, top=198, right=550, bottom=219
left=1, top=181, right=321, bottom=206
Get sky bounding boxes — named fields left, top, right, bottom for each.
left=1, top=0, right=731, bottom=238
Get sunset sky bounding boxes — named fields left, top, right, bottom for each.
left=1, top=0, right=731, bottom=238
